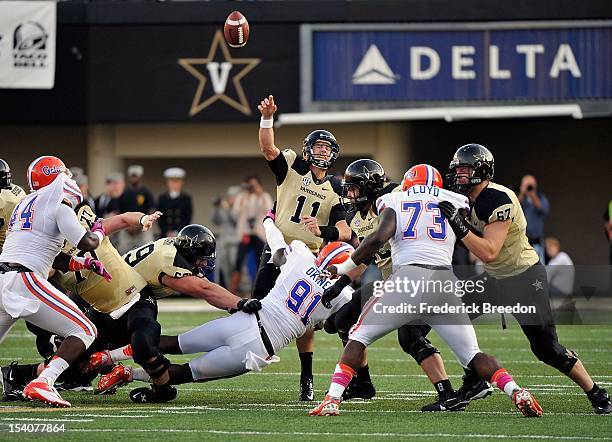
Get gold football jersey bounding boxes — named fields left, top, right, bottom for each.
left=349, top=183, right=399, bottom=279
left=52, top=204, right=146, bottom=313
left=0, top=184, right=26, bottom=249
left=124, top=238, right=194, bottom=299
left=349, top=208, right=393, bottom=278
left=468, top=182, right=539, bottom=279
left=274, top=149, right=342, bottom=252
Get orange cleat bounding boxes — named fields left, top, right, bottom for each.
left=22, top=379, right=71, bottom=408
left=512, top=388, right=543, bottom=417
left=95, top=364, right=132, bottom=395
left=309, top=394, right=341, bottom=416
left=83, top=350, right=112, bottom=373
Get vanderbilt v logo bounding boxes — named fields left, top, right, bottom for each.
left=206, top=62, right=232, bottom=94
left=178, top=30, right=261, bottom=116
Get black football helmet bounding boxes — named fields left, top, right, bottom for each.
left=174, top=224, right=216, bottom=277
left=341, top=159, right=386, bottom=213
left=446, top=143, right=494, bottom=194
left=0, top=159, right=12, bottom=190
left=302, top=130, right=340, bottom=169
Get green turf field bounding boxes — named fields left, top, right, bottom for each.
left=0, top=310, right=610, bottom=441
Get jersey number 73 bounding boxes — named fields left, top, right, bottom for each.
left=401, top=200, right=447, bottom=241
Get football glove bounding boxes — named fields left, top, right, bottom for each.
left=236, top=298, right=262, bottom=314
left=438, top=201, right=470, bottom=240
left=69, top=256, right=112, bottom=282
left=322, top=275, right=352, bottom=309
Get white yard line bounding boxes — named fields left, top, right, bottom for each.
left=64, top=428, right=612, bottom=440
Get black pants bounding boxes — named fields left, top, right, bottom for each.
left=252, top=245, right=281, bottom=300
left=462, top=264, right=576, bottom=373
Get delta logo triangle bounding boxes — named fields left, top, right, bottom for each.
left=352, top=44, right=399, bottom=85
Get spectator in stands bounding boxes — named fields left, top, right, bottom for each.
left=95, top=172, right=124, bottom=217
left=519, top=174, right=550, bottom=263
left=115, top=164, right=156, bottom=253
left=211, top=185, right=241, bottom=288
left=545, top=237, right=575, bottom=297
left=74, top=173, right=96, bottom=209
left=157, top=167, right=193, bottom=238
left=229, top=175, right=273, bottom=295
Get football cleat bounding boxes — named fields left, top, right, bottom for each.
left=83, top=350, right=112, bottom=373
left=300, top=376, right=314, bottom=401
left=95, top=364, right=132, bottom=395
left=588, top=387, right=612, bottom=414
left=512, top=388, right=543, bottom=417
left=129, top=383, right=177, bottom=404
left=309, top=394, right=341, bottom=416
left=342, top=378, right=376, bottom=400
left=456, top=378, right=495, bottom=402
left=1, top=362, right=26, bottom=402
left=421, top=393, right=468, bottom=412
left=22, top=379, right=71, bottom=408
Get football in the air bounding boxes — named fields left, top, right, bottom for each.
left=224, top=11, right=249, bottom=48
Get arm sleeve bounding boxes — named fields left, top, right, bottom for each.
left=329, top=202, right=347, bottom=226
left=267, top=149, right=297, bottom=185
left=473, top=189, right=513, bottom=224
left=263, top=218, right=288, bottom=253
left=56, top=203, right=88, bottom=247
left=375, top=194, right=393, bottom=215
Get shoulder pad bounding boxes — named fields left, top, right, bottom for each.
left=474, top=187, right=513, bottom=222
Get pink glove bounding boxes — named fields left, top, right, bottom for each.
left=91, top=219, right=106, bottom=241
left=264, top=209, right=276, bottom=223
left=69, top=256, right=112, bottom=282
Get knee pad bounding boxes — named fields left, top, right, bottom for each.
left=141, top=352, right=171, bottom=378
left=398, top=328, right=439, bottom=365
left=531, top=341, right=578, bottom=374
left=130, top=319, right=162, bottom=364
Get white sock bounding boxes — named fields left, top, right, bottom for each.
left=37, top=357, right=69, bottom=386
left=328, top=382, right=346, bottom=398
left=109, top=345, right=133, bottom=363
left=131, top=367, right=151, bottom=382
left=503, top=381, right=520, bottom=397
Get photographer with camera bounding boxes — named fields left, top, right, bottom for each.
left=519, top=174, right=550, bottom=263
left=229, top=175, right=273, bottom=295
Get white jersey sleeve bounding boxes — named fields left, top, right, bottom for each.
left=56, top=203, right=87, bottom=247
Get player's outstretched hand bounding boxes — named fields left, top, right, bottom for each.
left=438, top=201, right=469, bottom=240
left=321, top=275, right=351, bottom=308
left=237, top=298, right=262, bottom=314
left=258, top=95, right=277, bottom=119
left=141, top=211, right=162, bottom=231
left=85, top=257, right=112, bottom=282
left=300, top=216, right=321, bottom=236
